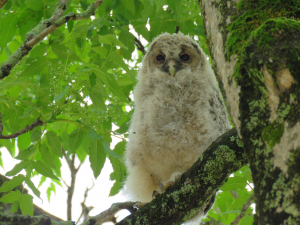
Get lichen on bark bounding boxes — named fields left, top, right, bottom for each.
left=200, top=0, right=300, bottom=224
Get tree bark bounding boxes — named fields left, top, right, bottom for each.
left=200, top=0, right=300, bottom=224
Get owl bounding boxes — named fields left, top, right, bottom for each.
left=124, top=32, right=230, bottom=223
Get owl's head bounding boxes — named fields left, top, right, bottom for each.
left=141, top=32, right=206, bottom=78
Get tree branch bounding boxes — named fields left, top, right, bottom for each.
left=91, top=128, right=246, bottom=225
left=0, top=113, right=43, bottom=139
left=0, top=0, right=104, bottom=80
left=87, top=202, right=137, bottom=225
left=76, top=183, right=95, bottom=224
left=0, top=0, right=8, bottom=9
left=134, top=37, right=146, bottom=55
left=0, top=213, right=72, bottom=225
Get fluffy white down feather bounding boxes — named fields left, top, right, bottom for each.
left=123, top=32, right=230, bottom=224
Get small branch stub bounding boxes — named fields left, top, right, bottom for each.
left=0, top=113, right=43, bottom=139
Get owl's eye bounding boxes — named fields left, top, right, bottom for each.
left=180, top=53, right=190, bottom=62
left=156, top=54, right=165, bottom=62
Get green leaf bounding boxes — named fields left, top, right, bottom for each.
left=113, top=141, right=126, bottom=156
left=68, top=129, right=86, bottom=153
left=46, top=183, right=56, bottom=202
left=0, top=190, right=21, bottom=203
left=0, top=175, right=25, bottom=193
left=88, top=130, right=103, bottom=141
left=0, top=14, right=18, bottom=49
left=239, top=215, right=254, bottom=225
left=8, top=201, right=19, bottom=213
left=91, top=46, right=108, bottom=57
left=28, top=43, right=48, bottom=60
left=51, top=43, right=82, bottom=61
left=118, top=32, right=135, bottom=59
left=6, top=160, right=31, bottom=176
left=15, top=145, right=35, bottom=160
left=0, top=139, right=15, bottom=157
left=33, top=161, right=59, bottom=180
left=20, top=57, right=48, bottom=77
left=244, top=171, right=253, bottom=183
left=114, top=122, right=129, bottom=135
left=38, top=176, right=47, bottom=188
left=0, top=151, right=3, bottom=168
left=26, top=0, right=43, bottom=11
left=89, top=140, right=106, bottom=178
left=229, top=194, right=252, bottom=211
left=46, top=131, right=62, bottom=157
left=221, top=176, right=247, bottom=191
left=109, top=51, right=132, bottom=75
left=217, top=191, right=234, bottom=213
left=140, top=0, right=155, bottom=21
left=154, top=0, right=167, bottom=13
left=17, top=132, right=31, bottom=152
left=117, top=73, right=135, bottom=86
left=103, top=142, right=121, bottom=158
left=98, top=34, right=116, bottom=45
left=89, top=88, right=106, bottom=110
left=67, top=21, right=74, bottom=32
left=109, top=181, right=122, bottom=196
left=25, top=177, right=41, bottom=198
left=19, top=194, right=34, bottom=216
left=30, top=129, right=42, bottom=142
left=8, top=107, right=24, bottom=133
left=39, top=144, right=56, bottom=168
left=89, top=72, right=97, bottom=90
left=122, top=0, right=135, bottom=15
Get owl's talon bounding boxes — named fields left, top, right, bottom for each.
left=152, top=190, right=160, bottom=198
left=160, top=181, right=175, bottom=191
left=133, top=202, right=146, bottom=210
left=175, top=173, right=181, bottom=182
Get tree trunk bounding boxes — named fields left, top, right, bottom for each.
left=200, top=0, right=300, bottom=224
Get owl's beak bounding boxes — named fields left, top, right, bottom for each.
left=168, top=59, right=176, bottom=77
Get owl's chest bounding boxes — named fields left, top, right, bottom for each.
left=145, top=84, right=202, bottom=131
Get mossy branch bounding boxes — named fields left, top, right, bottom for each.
left=100, top=128, right=246, bottom=225
left=0, top=0, right=104, bottom=80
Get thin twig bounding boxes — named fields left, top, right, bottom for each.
left=86, top=202, right=137, bottom=225
left=134, top=37, right=146, bottom=55
left=0, top=114, right=43, bottom=139
left=63, top=147, right=83, bottom=221
left=0, top=0, right=8, bottom=9
left=201, top=217, right=226, bottom=225
left=66, top=154, right=76, bottom=220
left=62, top=147, right=73, bottom=170
left=230, top=195, right=254, bottom=225
left=175, top=25, right=180, bottom=33
left=75, top=182, right=95, bottom=225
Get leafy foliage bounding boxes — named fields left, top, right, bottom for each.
left=0, top=0, right=253, bottom=223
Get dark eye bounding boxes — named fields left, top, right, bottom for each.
left=180, top=53, right=190, bottom=62
left=156, top=54, right=165, bottom=62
